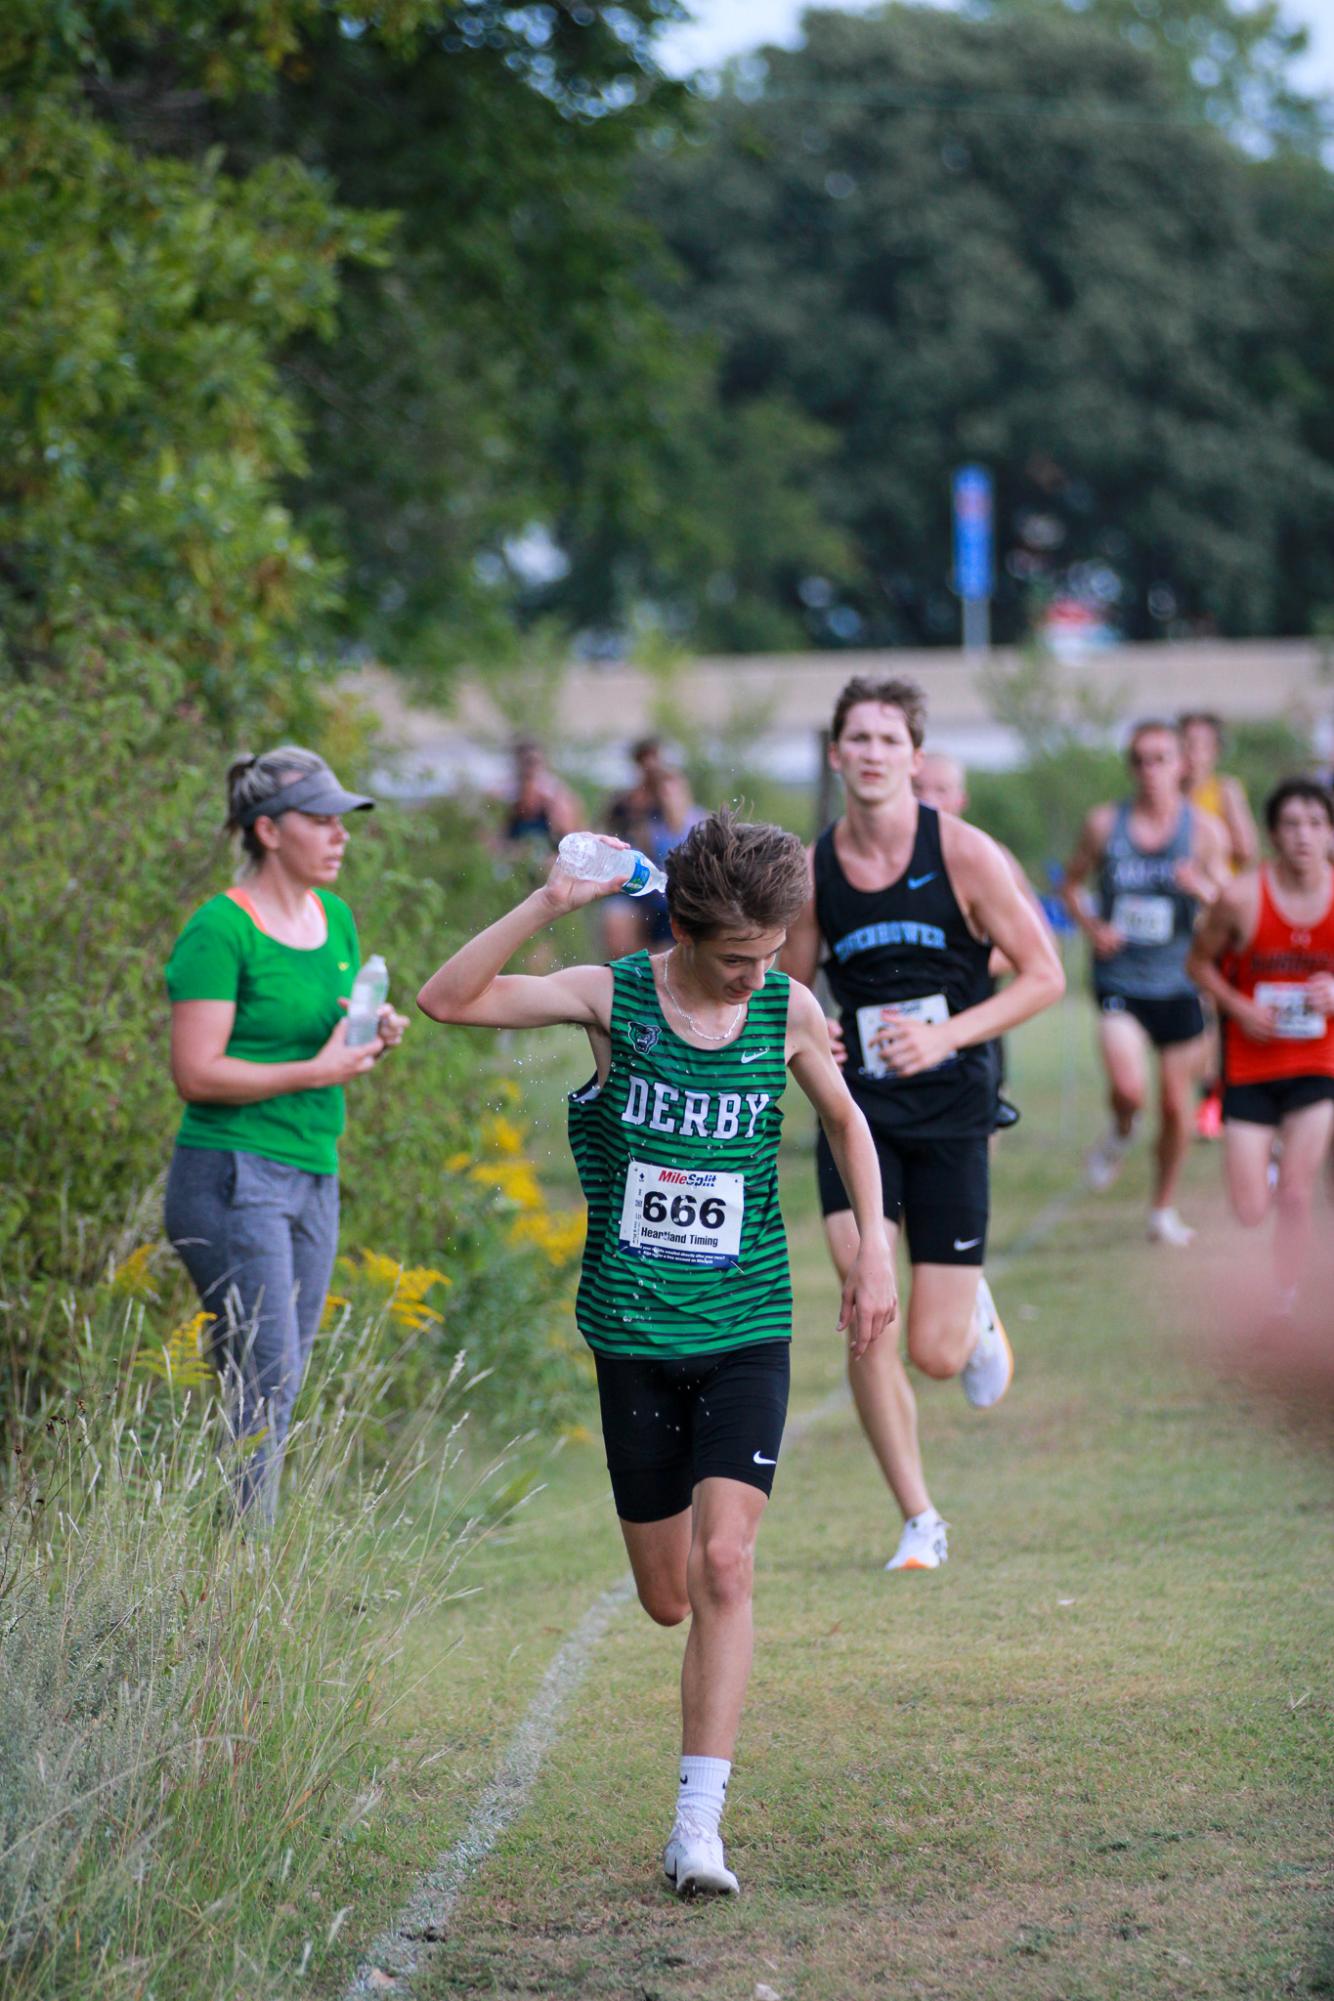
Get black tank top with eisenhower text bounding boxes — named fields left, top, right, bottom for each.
left=814, top=806, right=995, bottom=1137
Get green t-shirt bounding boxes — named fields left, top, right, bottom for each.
left=165, top=890, right=361, bottom=1175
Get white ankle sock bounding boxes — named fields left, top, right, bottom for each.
left=678, top=1755, right=730, bottom=1835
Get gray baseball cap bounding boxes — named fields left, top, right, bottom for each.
left=236, top=760, right=376, bottom=829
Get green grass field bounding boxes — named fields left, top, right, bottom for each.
left=311, top=999, right=1333, bottom=2001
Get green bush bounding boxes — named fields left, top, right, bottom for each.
left=0, top=656, right=588, bottom=1434
left=967, top=746, right=1125, bottom=888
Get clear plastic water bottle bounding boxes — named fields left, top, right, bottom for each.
left=345, top=954, right=389, bottom=1046
left=557, top=831, right=666, bottom=898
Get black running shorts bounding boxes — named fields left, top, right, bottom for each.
left=1222, top=1075, right=1334, bottom=1126
left=816, top=1125, right=989, bottom=1266
left=592, top=1339, right=790, bottom=1523
left=1097, top=990, right=1205, bottom=1048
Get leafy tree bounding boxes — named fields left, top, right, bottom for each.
left=632, top=4, right=1334, bottom=647
left=200, top=5, right=702, bottom=671
left=0, top=88, right=383, bottom=726
left=975, top=0, right=1330, bottom=155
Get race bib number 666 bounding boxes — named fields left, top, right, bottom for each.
left=618, top=1159, right=744, bottom=1267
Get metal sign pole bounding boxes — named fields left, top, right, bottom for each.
left=952, top=464, right=994, bottom=655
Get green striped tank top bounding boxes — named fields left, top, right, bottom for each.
left=567, top=951, right=793, bottom=1359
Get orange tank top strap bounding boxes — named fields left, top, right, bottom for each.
left=1225, top=868, right=1334, bottom=1084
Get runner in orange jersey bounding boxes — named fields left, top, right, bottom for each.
left=1180, top=713, right=1259, bottom=1138
left=1186, top=778, right=1334, bottom=1306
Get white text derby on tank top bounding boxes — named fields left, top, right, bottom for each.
left=814, top=805, right=995, bottom=1137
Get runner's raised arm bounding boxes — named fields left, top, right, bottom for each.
left=416, top=859, right=620, bottom=1032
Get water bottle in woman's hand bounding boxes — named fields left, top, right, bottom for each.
left=345, top=955, right=389, bottom=1046
left=557, top=832, right=666, bottom=898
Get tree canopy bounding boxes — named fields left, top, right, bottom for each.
left=2, top=0, right=1332, bottom=687
left=622, top=3, right=1334, bottom=648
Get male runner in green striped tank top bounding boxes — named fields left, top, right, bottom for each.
left=419, top=811, right=895, bottom=1899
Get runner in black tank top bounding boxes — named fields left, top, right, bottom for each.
left=782, top=677, right=1065, bottom=1575
left=814, top=804, right=995, bottom=1137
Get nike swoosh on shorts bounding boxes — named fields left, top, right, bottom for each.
left=752, top=1450, right=777, bottom=1465
left=954, top=1236, right=981, bottom=1251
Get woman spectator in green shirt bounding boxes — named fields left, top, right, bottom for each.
left=164, top=747, right=408, bottom=1522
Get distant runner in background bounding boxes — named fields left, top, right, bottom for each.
left=1062, top=720, right=1229, bottom=1246
left=783, top=681, right=1064, bottom=1576
left=601, top=746, right=706, bottom=962
left=1186, top=778, right=1334, bottom=1308
left=496, top=737, right=583, bottom=861
left=1180, top=711, right=1259, bottom=1139
left=1181, top=713, right=1259, bottom=875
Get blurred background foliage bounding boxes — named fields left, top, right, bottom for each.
left=2, top=0, right=1331, bottom=1414
left=0, top=653, right=589, bottom=1433
left=4, top=0, right=1332, bottom=687
left=632, top=4, right=1334, bottom=649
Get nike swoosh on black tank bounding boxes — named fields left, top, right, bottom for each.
left=813, top=804, right=996, bottom=1137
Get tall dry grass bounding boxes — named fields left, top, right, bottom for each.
left=0, top=1307, right=511, bottom=1999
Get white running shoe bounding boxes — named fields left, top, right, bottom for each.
left=961, top=1275, right=1013, bottom=1409
left=1085, top=1122, right=1136, bottom=1192
left=885, top=1510, right=949, bottom=1572
left=1146, top=1206, right=1195, bottom=1248
left=663, top=1810, right=740, bottom=1897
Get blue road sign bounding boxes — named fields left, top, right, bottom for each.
left=953, top=465, right=993, bottom=603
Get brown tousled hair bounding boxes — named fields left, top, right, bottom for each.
left=830, top=675, right=927, bottom=747
left=665, top=809, right=809, bottom=940
left=1265, top=776, right=1334, bottom=833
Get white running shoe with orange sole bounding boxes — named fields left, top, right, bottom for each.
left=885, top=1511, right=949, bottom=1572
left=961, top=1275, right=1014, bottom=1408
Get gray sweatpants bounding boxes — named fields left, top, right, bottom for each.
left=164, top=1145, right=339, bottom=1523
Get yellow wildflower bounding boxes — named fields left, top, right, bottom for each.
left=336, top=1250, right=450, bottom=1330
left=110, top=1243, right=158, bottom=1299
left=444, top=1151, right=471, bottom=1173
left=510, top=1208, right=586, bottom=1266
left=338, top=1248, right=405, bottom=1291
left=469, top=1159, right=542, bottom=1210
left=389, top=1265, right=451, bottom=1331
left=138, top=1310, right=213, bottom=1387
left=480, top=1113, right=526, bottom=1157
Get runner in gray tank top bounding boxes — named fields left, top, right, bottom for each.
left=1062, top=719, right=1229, bottom=1246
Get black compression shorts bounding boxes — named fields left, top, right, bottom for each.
left=592, top=1340, right=790, bottom=1523
left=1222, top=1075, right=1334, bottom=1126
left=1097, top=990, right=1205, bottom=1048
left=816, top=1126, right=989, bottom=1266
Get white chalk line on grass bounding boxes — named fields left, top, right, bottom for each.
left=343, top=1185, right=1082, bottom=1994
left=345, top=1571, right=639, bottom=1993
left=342, top=1392, right=845, bottom=1995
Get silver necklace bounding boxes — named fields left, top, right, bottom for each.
left=661, top=950, right=745, bottom=1043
